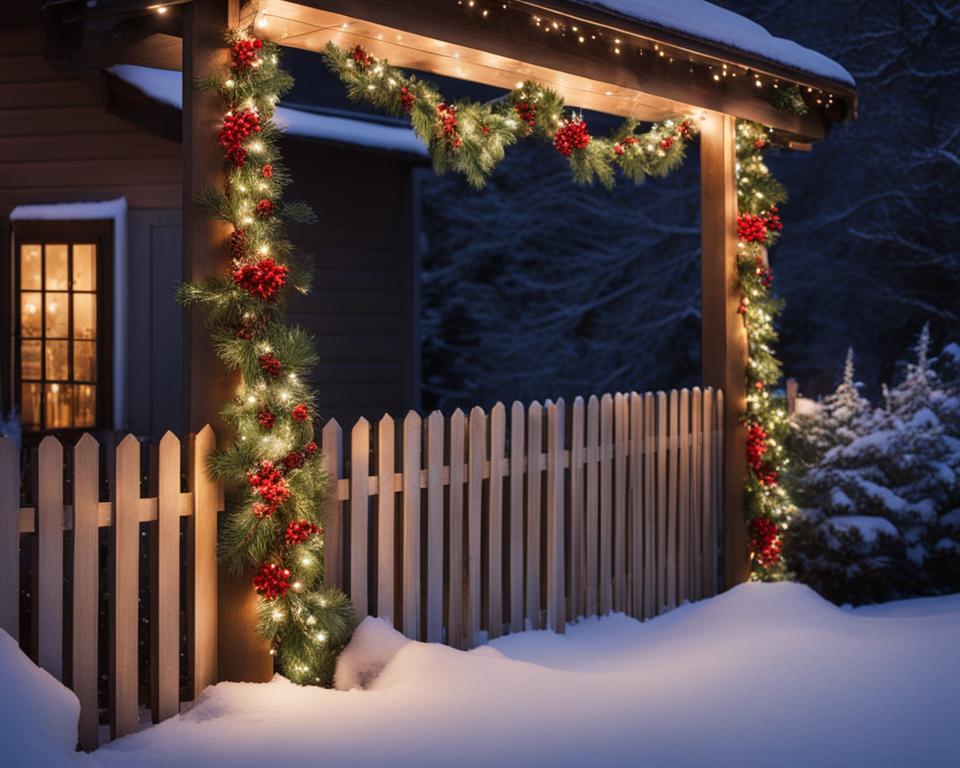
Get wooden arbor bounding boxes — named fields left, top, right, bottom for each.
left=167, top=0, right=853, bottom=679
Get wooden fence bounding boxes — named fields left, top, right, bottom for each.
left=321, top=388, right=723, bottom=646
left=0, top=427, right=220, bottom=751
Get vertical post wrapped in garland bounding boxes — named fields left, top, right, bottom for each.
left=178, top=28, right=354, bottom=685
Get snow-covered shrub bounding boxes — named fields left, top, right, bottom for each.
left=786, top=328, right=960, bottom=604
left=0, top=408, right=21, bottom=450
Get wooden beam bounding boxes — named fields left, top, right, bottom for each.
left=183, top=0, right=272, bottom=684
left=699, top=111, right=748, bottom=588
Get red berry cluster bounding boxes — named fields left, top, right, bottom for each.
left=247, top=460, right=292, bottom=516
left=612, top=136, right=637, bottom=156
left=256, top=199, right=275, bottom=218
left=399, top=86, right=415, bottom=112
left=553, top=118, right=591, bottom=157
left=291, top=403, right=309, bottom=422
left=750, top=516, right=782, bottom=568
left=232, top=257, right=289, bottom=301
left=677, top=119, right=693, bottom=138
left=515, top=101, right=537, bottom=131
left=763, top=206, right=782, bottom=234
left=262, top=163, right=273, bottom=179
left=283, top=450, right=305, bottom=471
left=755, top=258, right=774, bottom=289
left=257, top=408, right=276, bottom=430
left=304, top=440, right=318, bottom=455
left=258, top=353, right=282, bottom=377
left=435, top=103, right=462, bottom=148
left=231, top=37, right=263, bottom=70
left=659, top=136, right=675, bottom=151
left=219, top=109, right=261, bottom=167
left=737, top=212, right=769, bottom=243
left=252, top=562, right=290, bottom=600
left=350, top=45, right=372, bottom=69
left=754, top=138, right=767, bottom=149
left=285, top=519, right=321, bottom=546
left=747, top=423, right=768, bottom=470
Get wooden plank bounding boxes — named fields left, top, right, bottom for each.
left=487, top=403, right=506, bottom=639
left=700, top=111, right=749, bottom=588
left=585, top=395, right=600, bottom=618
left=189, top=425, right=218, bottom=697
left=350, top=418, right=371, bottom=618
left=322, top=420, right=344, bottom=590
left=425, top=411, right=444, bottom=643
left=643, top=393, right=656, bottom=619
left=599, top=394, right=613, bottom=615
left=613, top=393, right=628, bottom=613
left=546, top=400, right=566, bottom=634
left=701, top=388, right=714, bottom=598
left=72, top=434, right=99, bottom=751
left=678, top=389, right=691, bottom=605
left=569, top=397, right=585, bottom=620
left=509, top=402, right=525, bottom=633
left=402, top=411, right=422, bottom=640
left=667, top=390, right=679, bottom=610
left=377, top=415, right=396, bottom=625
left=466, top=406, right=485, bottom=645
left=0, top=438, right=18, bottom=639
left=629, top=393, right=643, bottom=618
left=655, top=392, right=668, bottom=614
left=152, top=432, right=180, bottom=723
left=112, top=434, right=140, bottom=738
left=525, top=402, right=542, bottom=629
left=36, top=436, right=64, bottom=681
left=447, top=409, right=466, bottom=648
left=691, top=387, right=703, bottom=601
left=711, top=389, right=724, bottom=596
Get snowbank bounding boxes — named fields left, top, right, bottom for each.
left=333, top=616, right=410, bottom=690
left=81, top=582, right=959, bottom=768
left=0, top=630, right=79, bottom=768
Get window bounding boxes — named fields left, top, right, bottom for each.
left=14, top=222, right=112, bottom=432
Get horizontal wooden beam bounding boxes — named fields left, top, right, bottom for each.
left=18, top=493, right=195, bottom=534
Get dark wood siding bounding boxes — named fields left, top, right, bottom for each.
left=0, top=24, right=181, bottom=215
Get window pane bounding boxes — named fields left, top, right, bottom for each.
left=20, top=245, right=42, bottom=289
left=21, top=340, right=42, bottom=380
left=21, top=383, right=41, bottom=430
left=73, top=293, right=96, bottom=340
left=74, top=385, right=96, bottom=427
left=46, top=340, right=69, bottom=380
left=45, top=382, right=73, bottom=428
left=72, top=244, right=96, bottom=291
left=45, top=293, right=69, bottom=338
left=45, top=244, right=69, bottom=290
left=74, top=341, right=96, bottom=382
left=21, top=292, right=42, bottom=337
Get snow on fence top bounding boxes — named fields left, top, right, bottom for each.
left=108, top=65, right=428, bottom=157
left=573, top=0, right=855, bottom=86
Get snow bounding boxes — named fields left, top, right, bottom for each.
left=825, top=515, right=899, bottom=543
left=574, top=0, right=854, bottom=86
left=333, top=616, right=410, bottom=691
left=108, top=65, right=427, bottom=156
left=14, top=582, right=944, bottom=767
left=0, top=630, right=79, bottom=768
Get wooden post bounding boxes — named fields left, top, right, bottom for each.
left=182, top=0, right=268, bottom=683
left=700, top=111, right=749, bottom=588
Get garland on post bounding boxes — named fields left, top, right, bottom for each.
left=178, top=28, right=354, bottom=685
left=324, top=43, right=795, bottom=579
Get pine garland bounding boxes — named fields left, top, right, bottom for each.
left=178, top=28, right=354, bottom=685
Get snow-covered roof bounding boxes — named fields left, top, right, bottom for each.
left=108, top=65, right=428, bottom=157
left=571, top=0, right=854, bottom=87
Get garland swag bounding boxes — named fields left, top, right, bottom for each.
left=178, top=29, right=354, bottom=686
left=325, top=43, right=793, bottom=578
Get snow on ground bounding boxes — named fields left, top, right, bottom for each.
left=5, top=583, right=957, bottom=767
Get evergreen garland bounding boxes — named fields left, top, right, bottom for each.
left=178, top=28, right=354, bottom=685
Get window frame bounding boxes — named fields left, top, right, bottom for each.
left=12, top=219, right=114, bottom=434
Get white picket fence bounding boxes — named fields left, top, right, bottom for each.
left=320, top=388, right=723, bottom=646
left=0, top=427, right=220, bottom=750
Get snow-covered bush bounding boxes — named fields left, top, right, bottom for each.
left=786, top=328, right=960, bottom=604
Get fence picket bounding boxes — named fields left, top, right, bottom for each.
left=701, top=388, right=714, bottom=598
left=546, top=400, right=565, bottom=633
left=667, top=390, right=679, bottom=610
left=377, top=415, right=396, bottom=625
left=585, top=396, right=600, bottom=618
left=72, top=435, right=99, bottom=750
left=691, top=387, right=703, bottom=601
left=467, top=407, right=485, bottom=645
left=35, top=436, right=64, bottom=681
left=488, top=403, right=506, bottom=639
left=570, top=397, right=585, bottom=620
left=321, top=421, right=344, bottom=590
left=709, top=390, right=723, bottom=597
left=190, top=425, right=218, bottom=699
left=426, top=411, right=444, bottom=642
left=525, top=402, right=542, bottom=630
left=350, top=419, right=370, bottom=618
left=614, top=393, right=628, bottom=613
left=629, top=393, right=643, bottom=618
left=0, top=439, right=18, bottom=641
left=656, top=392, right=668, bottom=614
left=643, top=393, right=655, bottom=620
left=152, top=432, right=180, bottom=723
left=678, top=390, right=691, bottom=605
left=599, top=394, right=613, bottom=615
left=509, top=402, right=525, bottom=633
left=402, top=412, right=422, bottom=640
left=448, top=409, right=466, bottom=648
